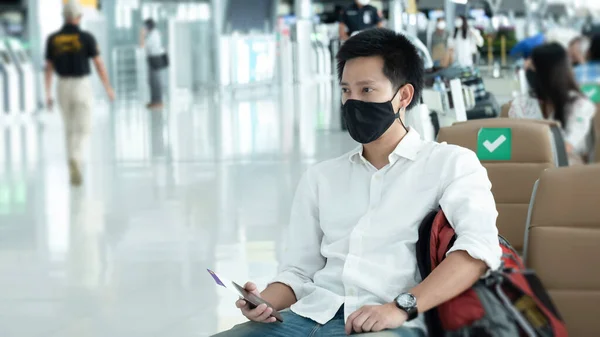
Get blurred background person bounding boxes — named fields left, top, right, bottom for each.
left=338, top=0, right=383, bottom=42
left=44, top=0, right=115, bottom=186
left=568, top=36, right=588, bottom=67
left=446, top=15, right=484, bottom=68
left=140, top=18, right=167, bottom=109
left=574, top=34, right=600, bottom=84
left=508, top=43, right=595, bottom=165
left=431, top=18, right=449, bottom=67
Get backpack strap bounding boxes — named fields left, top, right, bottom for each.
left=416, top=208, right=449, bottom=337
left=430, top=211, right=458, bottom=268
left=416, top=209, right=439, bottom=279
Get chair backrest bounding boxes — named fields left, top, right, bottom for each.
left=580, top=83, right=600, bottom=163
left=524, top=165, right=600, bottom=336
left=593, top=103, right=600, bottom=163
left=437, top=118, right=559, bottom=252
left=500, top=102, right=511, bottom=118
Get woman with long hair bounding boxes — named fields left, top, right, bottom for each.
left=446, top=15, right=483, bottom=68
left=509, top=42, right=596, bottom=164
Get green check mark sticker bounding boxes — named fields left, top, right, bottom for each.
left=581, top=84, right=600, bottom=103
left=477, top=128, right=512, bottom=160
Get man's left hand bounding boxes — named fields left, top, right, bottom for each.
left=345, top=303, right=407, bottom=335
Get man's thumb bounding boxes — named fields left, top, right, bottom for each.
left=244, top=282, right=257, bottom=292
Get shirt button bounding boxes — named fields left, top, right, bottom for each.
left=348, top=288, right=356, bottom=296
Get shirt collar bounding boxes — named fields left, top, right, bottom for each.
left=62, top=23, right=80, bottom=32
left=348, top=128, right=424, bottom=164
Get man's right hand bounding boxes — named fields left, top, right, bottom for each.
left=235, top=282, right=277, bottom=323
left=106, top=87, right=116, bottom=102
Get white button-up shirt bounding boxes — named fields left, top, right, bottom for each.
left=272, top=128, right=501, bottom=332
left=145, top=29, right=164, bottom=57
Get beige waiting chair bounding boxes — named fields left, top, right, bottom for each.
left=580, top=83, right=600, bottom=163
left=500, top=102, right=511, bottom=118
left=437, top=118, right=566, bottom=252
left=592, top=104, right=600, bottom=163
left=524, top=164, right=600, bottom=336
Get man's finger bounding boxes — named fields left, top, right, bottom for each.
left=345, top=310, right=362, bottom=335
left=255, top=307, right=273, bottom=322
left=238, top=302, right=252, bottom=317
left=246, top=303, right=268, bottom=320
left=244, top=282, right=258, bottom=293
left=361, top=317, right=377, bottom=332
left=235, top=299, right=246, bottom=308
left=352, top=312, right=369, bottom=334
left=372, top=321, right=385, bottom=332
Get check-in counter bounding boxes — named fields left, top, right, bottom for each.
left=5, top=39, right=36, bottom=114
left=0, top=44, right=20, bottom=116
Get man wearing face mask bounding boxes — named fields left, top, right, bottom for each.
left=212, top=29, right=501, bottom=337
left=339, top=0, right=384, bottom=42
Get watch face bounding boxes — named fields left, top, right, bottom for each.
left=396, top=293, right=416, bottom=308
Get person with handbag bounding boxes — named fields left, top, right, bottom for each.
left=140, top=18, right=167, bottom=109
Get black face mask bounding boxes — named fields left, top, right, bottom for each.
left=342, top=90, right=403, bottom=144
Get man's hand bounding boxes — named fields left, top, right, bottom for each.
left=345, top=303, right=407, bottom=335
left=106, top=87, right=116, bottom=102
left=235, top=282, right=277, bottom=324
left=46, top=97, right=54, bottom=110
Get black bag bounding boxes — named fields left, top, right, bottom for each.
left=148, top=53, right=169, bottom=70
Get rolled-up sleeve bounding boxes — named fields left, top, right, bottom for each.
left=270, top=168, right=325, bottom=300
left=439, top=147, right=502, bottom=270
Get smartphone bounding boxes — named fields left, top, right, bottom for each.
left=207, top=269, right=284, bottom=322
left=230, top=281, right=284, bottom=322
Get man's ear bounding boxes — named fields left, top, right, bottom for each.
left=396, top=84, right=414, bottom=110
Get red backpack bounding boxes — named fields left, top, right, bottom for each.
left=416, top=209, right=569, bottom=337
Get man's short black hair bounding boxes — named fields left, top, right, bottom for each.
left=589, top=34, right=600, bottom=62
left=144, top=19, right=156, bottom=31
left=336, top=28, right=424, bottom=110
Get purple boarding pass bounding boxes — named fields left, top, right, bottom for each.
left=207, top=269, right=226, bottom=287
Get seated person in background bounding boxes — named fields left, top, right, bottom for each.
left=430, top=18, right=449, bottom=66
left=510, top=43, right=596, bottom=164
left=574, top=34, right=600, bottom=84
left=212, top=28, right=501, bottom=337
left=568, top=35, right=588, bottom=67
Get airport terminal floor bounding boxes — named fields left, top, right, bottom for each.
left=0, top=84, right=358, bottom=337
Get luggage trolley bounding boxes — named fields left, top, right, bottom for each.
left=0, top=43, right=20, bottom=116
left=5, top=39, right=36, bottom=114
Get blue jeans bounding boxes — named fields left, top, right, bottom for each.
left=212, top=307, right=425, bottom=337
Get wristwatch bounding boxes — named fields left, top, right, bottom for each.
left=394, top=293, right=418, bottom=321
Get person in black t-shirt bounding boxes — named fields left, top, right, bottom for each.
left=44, top=0, right=115, bottom=186
left=339, top=0, right=383, bottom=41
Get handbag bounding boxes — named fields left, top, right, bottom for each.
left=148, top=53, right=169, bottom=70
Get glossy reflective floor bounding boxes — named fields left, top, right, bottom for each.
left=0, top=84, right=356, bottom=337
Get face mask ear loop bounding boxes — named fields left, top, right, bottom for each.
left=397, top=106, right=409, bottom=132
left=392, top=86, right=409, bottom=133
left=390, top=87, right=401, bottom=103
